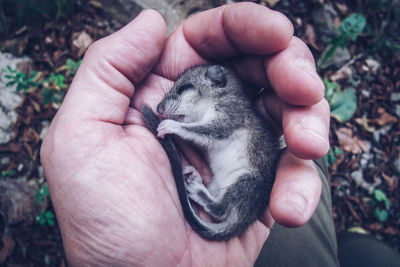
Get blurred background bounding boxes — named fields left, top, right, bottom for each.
left=0, top=0, right=399, bottom=265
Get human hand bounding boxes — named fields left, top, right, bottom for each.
left=41, top=3, right=329, bottom=266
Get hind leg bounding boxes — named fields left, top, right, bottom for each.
left=183, top=166, right=226, bottom=220
left=183, top=166, right=214, bottom=207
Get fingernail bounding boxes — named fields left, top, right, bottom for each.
left=300, top=116, right=328, bottom=146
left=277, top=12, right=294, bottom=36
left=294, top=58, right=325, bottom=91
left=285, top=193, right=307, bottom=217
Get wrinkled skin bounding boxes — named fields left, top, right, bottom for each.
left=41, top=3, right=330, bottom=266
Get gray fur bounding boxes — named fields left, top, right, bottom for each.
left=152, top=65, right=281, bottom=240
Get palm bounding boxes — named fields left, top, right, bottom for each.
left=106, top=113, right=270, bottom=265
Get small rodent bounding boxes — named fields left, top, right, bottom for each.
left=142, top=65, right=281, bottom=241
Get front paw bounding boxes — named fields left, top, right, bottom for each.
left=157, top=119, right=180, bottom=138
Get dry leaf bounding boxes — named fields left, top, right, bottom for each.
left=384, top=227, right=399, bottom=235
left=261, top=0, right=280, bottom=7
left=370, top=107, right=398, bottom=126
left=295, top=18, right=302, bottom=27
left=335, top=2, right=348, bottom=14
left=89, top=0, right=103, bottom=8
left=381, top=172, right=398, bottom=192
left=29, top=98, right=41, bottom=113
left=72, top=31, right=93, bottom=57
left=368, top=223, right=382, bottom=231
left=330, top=65, right=352, bottom=81
left=336, top=127, right=370, bottom=154
left=333, top=17, right=342, bottom=29
left=365, top=58, right=380, bottom=73
left=355, top=117, right=376, bottom=132
left=304, top=24, right=319, bottom=50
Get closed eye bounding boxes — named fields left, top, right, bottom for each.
left=177, top=83, right=194, bottom=94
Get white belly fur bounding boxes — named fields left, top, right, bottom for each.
left=207, top=129, right=253, bottom=198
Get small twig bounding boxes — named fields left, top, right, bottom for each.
left=336, top=53, right=364, bottom=74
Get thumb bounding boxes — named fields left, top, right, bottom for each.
left=59, top=10, right=166, bottom=124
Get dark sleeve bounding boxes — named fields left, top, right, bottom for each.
left=255, top=159, right=340, bottom=267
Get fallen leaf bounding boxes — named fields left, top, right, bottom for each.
left=0, top=236, right=15, bottom=263
left=384, top=227, right=399, bottom=235
left=295, top=17, right=302, bottom=27
left=368, top=223, right=382, bottom=231
left=336, top=127, right=370, bottom=154
left=334, top=17, right=341, bottom=29
left=304, top=24, right=319, bottom=50
left=261, top=0, right=280, bottom=7
left=335, top=2, right=348, bottom=14
left=89, top=0, right=103, bottom=8
left=72, top=31, right=93, bottom=57
left=330, top=88, right=358, bottom=123
left=29, top=98, right=41, bottom=113
left=45, top=36, right=53, bottom=44
left=365, top=58, right=380, bottom=73
left=329, top=65, right=352, bottom=81
left=381, top=172, right=398, bottom=192
left=369, top=107, right=398, bottom=126
left=355, top=117, right=376, bottom=132
left=3, top=35, right=29, bottom=55
left=347, top=226, right=367, bottom=234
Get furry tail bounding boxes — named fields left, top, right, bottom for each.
left=142, top=105, right=240, bottom=241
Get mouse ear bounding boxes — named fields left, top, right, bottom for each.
left=205, top=65, right=227, bottom=87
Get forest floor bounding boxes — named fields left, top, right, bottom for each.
left=0, top=0, right=399, bottom=265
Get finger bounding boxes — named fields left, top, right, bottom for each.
left=59, top=10, right=166, bottom=124
left=153, top=25, right=209, bottom=80
left=265, top=37, right=325, bottom=106
left=261, top=95, right=330, bottom=159
left=269, top=151, right=322, bottom=227
left=283, top=99, right=330, bottom=159
left=230, top=55, right=269, bottom=88
left=183, top=2, right=293, bottom=58
left=154, top=2, right=293, bottom=80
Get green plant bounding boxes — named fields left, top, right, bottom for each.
left=2, top=66, right=40, bottom=92
left=371, top=189, right=391, bottom=222
left=320, top=13, right=367, bottom=65
left=65, top=58, right=82, bottom=76
left=35, top=184, right=50, bottom=205
left=324, top=78, right=357, bottom=123
left=2, top=62, right=72, bottom=105
left=324, top=146, right=344, bottom=167
left=42, top=73, right=67, bottom=105
left=0, top=170, right=16, bottom=180
left=37, top=209, right=56, bottom=226
left=48, top=73, right=67, bottom=89
left=35, top=183, right=56, bottom=226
